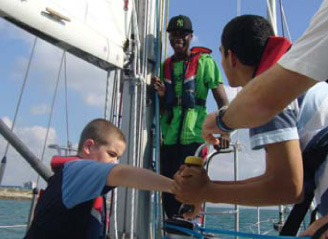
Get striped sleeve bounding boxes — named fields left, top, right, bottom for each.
left=249, top=101, right=299, bottom=150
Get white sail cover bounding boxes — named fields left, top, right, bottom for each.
left=0, top=0, right=133, bottom=69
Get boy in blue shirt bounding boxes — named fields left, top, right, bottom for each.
left=25, top=118, right=173, bottom=239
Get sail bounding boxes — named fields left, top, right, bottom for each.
left=0, top=0, right=133, bottom=70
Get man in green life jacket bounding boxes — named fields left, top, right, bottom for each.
left=153, top=14, right=229, bottom=219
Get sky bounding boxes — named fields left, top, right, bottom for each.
left=0, top=0, right=323, bottom=187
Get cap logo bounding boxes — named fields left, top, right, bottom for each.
left=177, top=19, right=184, bottom=28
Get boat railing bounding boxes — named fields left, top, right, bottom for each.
left=0, top=225, right=27, bottom=229
left=194, top=142, right=240, bottom=236
left=194, top=142, right=292, bottom=237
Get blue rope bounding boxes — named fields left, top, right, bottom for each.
left=164, top=224, right=204, bottom=239
left=154, top=0, right=161, bottom=237
left=164, top=224, right=312, bottom=239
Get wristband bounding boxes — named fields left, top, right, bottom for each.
left=215, top=106, right=234, bottom=133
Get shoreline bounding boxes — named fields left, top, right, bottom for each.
left=0, top=188, right=32, bottom=200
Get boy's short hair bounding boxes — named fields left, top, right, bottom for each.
left=77, top=118, right=125, bottom=152
left=221, top=15, right=275, bottom=66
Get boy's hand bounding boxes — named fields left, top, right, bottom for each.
left=172, top=166, right=209, bottom=204
left=152, top=76, right=165, bottom=98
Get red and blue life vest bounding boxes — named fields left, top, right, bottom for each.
left=163, top=47, right=212, bottom=109
left=254, top=36, right=291, bottom=76
left=24, top=156, right=109, bottom=239
left=51, top=155, right=108, bottom=234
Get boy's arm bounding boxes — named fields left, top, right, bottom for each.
left=107, top=164, right=173, bottom=193
left=173, top=140, right=303, bottom=206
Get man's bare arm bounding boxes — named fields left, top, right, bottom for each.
left=173, top=140, right=303, bottom=206
left=223, top=64, right=316, bottom=129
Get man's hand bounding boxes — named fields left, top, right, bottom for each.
left=152, top=76, right=165, bottom=98
left=300, top=215, right=328, bottom=239
left=172, top=165, right=210, bottom=204
left=217, top=134, right=231, bottom=150
left=182, top=203, right=202, bottom=220
left=202, top=112, right=226, bottom=145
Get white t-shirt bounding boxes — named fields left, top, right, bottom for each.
left=278, top=0, right=328, bottom=82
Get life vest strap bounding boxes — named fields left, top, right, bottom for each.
left=280, top=126, right=328, bottom=236
left=173, top=97, right=206, bottom=107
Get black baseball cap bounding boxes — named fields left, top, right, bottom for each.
left=167, top=15, right=193, bottom=33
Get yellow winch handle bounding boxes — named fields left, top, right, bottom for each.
left=184, top=156, right=204, bottom=167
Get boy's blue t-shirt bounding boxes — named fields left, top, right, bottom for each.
left=62, top=160, right=117, bottom=208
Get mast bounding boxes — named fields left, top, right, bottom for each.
left=110, top=0, right=161, bottom=238
left=267, top=0, right=278, bottom=35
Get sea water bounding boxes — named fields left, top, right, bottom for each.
left=0, top=199, right=30, bottom=239
left=0, top=199, right=309, bottom=239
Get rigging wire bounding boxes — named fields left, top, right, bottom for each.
left=104, top=70, right=111, bottom=120
left=63, top=53, right=71, bottom=154
left=35, top=51, right=66, bottom=186
left=279, top=0, right=285, bottom=37
left=131, top=0, right=151, bottom=237
left=130, top=3, right=140, bottom=235
left=160, top=0, right=170, bottom=233
left=109, top=69, right=120, bottom=239
left=0, top=37, right=38, bottom=184
left=279, top=2, right=292, bottom=41
left=153, top=0, right=165, bottom=236
left=163, top=0, right=170, bottom=60
left=237, top=0, right=241, bottom=16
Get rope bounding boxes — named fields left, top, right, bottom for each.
left=164, top=224, right=312, bottom=239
